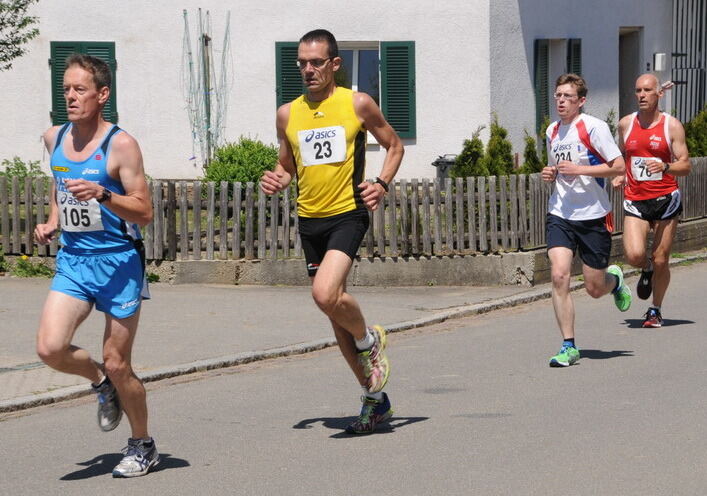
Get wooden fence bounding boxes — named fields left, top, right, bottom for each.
left=2, top=158, right=706, bottom=260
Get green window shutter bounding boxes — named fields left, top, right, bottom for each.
left=275, top=42, right=303, bottom=108
left=49, top=41, right=117, bottom=125
left=381, top=41, right=416, bottom=139
left=534, top=39, right=550, bottom=133
left=567, top=38, right=582, bottom=76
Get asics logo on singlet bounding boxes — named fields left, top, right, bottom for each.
left=304, top=129, right=337, bottom=142
left=553, top=143, right=573, bottom=153
left=121, top=299, right=139, bottom=310
left=82, top=168, right=99, bottom=175
left=649, top=135, right=662, bottom=142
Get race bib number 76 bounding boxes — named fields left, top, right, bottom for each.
left=298, top=126, right=347, bottom=166
left=631, top=156, right=663, bottom=182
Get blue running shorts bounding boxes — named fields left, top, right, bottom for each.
left=51, top=245, right=150, bottom=319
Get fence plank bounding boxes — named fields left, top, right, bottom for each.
left=144, top=180, right=154, bottom=260
left=518, top=174, right=528, bottom=246
left=153, top=181, right=164, bottom=260
left=433, top=178, right=442, bottom=254
left=167, top=181, right=177, bottom=260
left=375, top=197, right=385, bottom=256
left=219, top=182, right=228, bottom=259
left=477, top=176, right=487, bottom=252
left=205, top=182, right=215, bottom=260
left=528, top=174, right=538, bottom=246
left=283, top=187, right=291, bottom=258
left=179, top=181, right=189, bottom=260
left=509, top=175, right=518, bottom=250
left=35, top=178, right=47, bottom=256
left=445, top=178, right=454, bottom=251
left=499, top=176, right=509, bottom=250
left=466, top=177, right=477, bottom=252
left=270, top=190, right=279, bottom=260
left=258, top=187, right=267, bottom=259
left=192, top=181, right=202, bottom=260
left=12, top=176, right=20, bottom=253
left=399, top=179, right=409, bottom=256
left=233, top=182, right=242, bottom=259
left=488, top=176, right=498, bottom=251
left=421, top=179, right=431, bottom=255
left=245, top=183, right=255, bottom=259
left=293, top=208, right=302, bottom=258
left=388, top=182, right=398, bottom=257
left=411, top=179, right=420, bottom=255
left=24, top=176, right=33, bottom=255
left=455, top=177, right=464, bottom=252
left=1, top=176, right=9, bottom=254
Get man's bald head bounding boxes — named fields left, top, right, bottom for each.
left=636, top=73, right=661, bottom=91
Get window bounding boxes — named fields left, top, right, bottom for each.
left=50, top=41, right=117, bottom=125
left=534, top=38, right=582, bottom=131
left=275, top=41, right=415, bottom=138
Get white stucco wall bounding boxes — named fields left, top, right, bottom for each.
left=490, top=0, right=673, bottom=160
left=0, top=0, right=490, bottom=180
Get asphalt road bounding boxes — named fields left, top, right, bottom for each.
left=1, top=262, right=706, bottom=495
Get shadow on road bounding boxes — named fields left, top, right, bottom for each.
left=579, top=349, right=634, bottom=360
left=623, top=318, right=695, bottom=329
left=60, top=452, right=189, bottom=480
left=292, top=416, right=429, bottom=438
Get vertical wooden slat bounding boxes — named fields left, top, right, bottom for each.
left=375, top=198, right=385, bottom=256
left=24, top=176, right=33, bottom=255
left=444, top=178, right=454, bottom=251
left=206, top=182, right=215, bottom=260
left=270, top=190, right=279, bottom=260
left=153, top=181, right=164, bottom=260
left=233, top=182, right=242, bottom=259
left=35, top=178, right=47, bottom=256
left=489, top=176, right=498, bottom=251
left=293, top=208, right=302, bottom=258
left=422, top=178, right=432, bottom=254
left=518, top=174, right=528, bottom=247
left=12, top=176, right=20, bottom=253
left=1, top=176, right=9, bottom=254
left=144, top=180, right=154, bottom=260
left=245, top=183, right=255, bottom=259
left=499, top=176, right=509, bottom=250
left=167, top=181, right=177, bottom=260
left=257, top=187, right=267, bottom=259
left=179, top=181, right=189, bottom=260
left=399, top=179, right=409, bottom=256
left=528, top=174, right=538, bottom=246
left=192, top=181, right=202, bottom=260
left=388, top=181, right=398, bottom=257
left=410, top=178, right=420, bottom=255
left=283, top=187, right=291, bottom=258
left=432, top=178, right=442, bottom=254
left=455, top=177, right=464, bottom=253
left=510, top=174, right=518, bottom=250
left=477, top=176, right=488, bottom=252
left=219, top=182, right=228, bottom=259
left=466, top=177, right=477, bottom=252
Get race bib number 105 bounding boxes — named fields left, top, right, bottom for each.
left=58, top=192, right=104, bottom=232
left=298, top=126, right=347, bottom=166
left=631, top=156, right=663, bottom=182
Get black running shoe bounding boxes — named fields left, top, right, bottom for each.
left=636, top=269, right=653, bottom=300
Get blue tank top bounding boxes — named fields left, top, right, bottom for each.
left=51, top=123, right=142, bottom=253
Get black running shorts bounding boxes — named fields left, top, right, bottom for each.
left=546, top=213, right=612, bottom=269
left=298, top=209, right=370, bottom=277
left=623, top=189, right=682, bottom=222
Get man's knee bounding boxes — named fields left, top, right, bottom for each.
left=584, top=281, right=604, bottom=299
left=551, top=269, right=570, bottom=289
left=103, top=351, right=132, bottom=381
left=311, top=287, right=340, bottom=315
left=36, top=338, right=66, bottom=368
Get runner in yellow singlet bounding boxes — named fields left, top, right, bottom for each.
left=261, top=29, right=404, bottom=434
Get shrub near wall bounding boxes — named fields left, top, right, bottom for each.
left=202, top=137, right=278, bottom=195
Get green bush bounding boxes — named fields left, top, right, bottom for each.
left=605, top=108, right=618, bottom=140
left=0, top=249, right=7, bottom=273
left=451, top=126, right=488, bottom=178
left=478, top=114, right=514, bottom=176
left=0, top=156, right=46, bottom=179
left=12, top=255, right=53, bottom=278
left=203, top=137, right=278, bottom=190
left=685, top=105, right=707, bottom=157
left=518, top=130, right=543, bottom=174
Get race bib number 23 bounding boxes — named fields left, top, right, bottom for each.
left=298, top=126, right=347, bottom=166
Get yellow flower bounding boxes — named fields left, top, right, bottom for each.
left=21, top=255, right=28, bottom=261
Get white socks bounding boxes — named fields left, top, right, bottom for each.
left=355, top=329, right=374, bottom=350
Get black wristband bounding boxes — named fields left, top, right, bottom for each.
left=375, top=177, right=389, bottom=192
left=663, top=162, right=670, bottom=173
left=97, top=188, right=112, bottom=203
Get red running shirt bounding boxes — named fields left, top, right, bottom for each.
left=623, top=112, right=677, bottom=201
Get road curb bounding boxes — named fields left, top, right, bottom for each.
left=2, top=252, right=704, bottom=414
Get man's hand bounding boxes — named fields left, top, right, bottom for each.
left=612, top=175, right=626, bottom=188
left=34, top=222, right=57, bottom=245
left=64, top=178, right=103, bottom=202
left=555, top=160, right=582, bottom=177
left=260, top=170, right=286, bottom=195
left=358, top=181, right=386, bottom=211
left=644, top=159, right=666, bottom=175
left=541, top=165, right=558, bottom=183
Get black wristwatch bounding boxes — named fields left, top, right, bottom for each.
left=97, top=187, right=112, bottom=203
left=375, top=177, right=389, bottom=192
left=663, top=162, right=670, bottom=173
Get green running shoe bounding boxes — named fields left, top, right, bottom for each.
left=549, top=345, right=580, bottom=367
left=607, top=264, right=632, bottom=312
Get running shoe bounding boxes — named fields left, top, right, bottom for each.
left=358, top=325, right=390, bottom=393
left=636, top=267, right=654, bottom=300
left=112, top=438, right=160, bottom=478
left=642, top=308, right=663, bottom=328
left=345, top=393, right=394, bottom=435
left=607, top=265, right=632, bottom=312
left=549, top=344, right=580, bottom=367
left=93, top=377, right=122, bottom=432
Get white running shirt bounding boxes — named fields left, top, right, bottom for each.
left=546, top=113, right=621, bottom=221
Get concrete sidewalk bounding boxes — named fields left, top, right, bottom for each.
left=1, top=251, right=705, bottom=412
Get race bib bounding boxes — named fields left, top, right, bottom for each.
left=631, top=156, right=663, bottom=182
left=298, top=126, right=346, bottom=166
left=58, top=191, right=104, bottom=232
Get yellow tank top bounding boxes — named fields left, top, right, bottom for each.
left=285, top=86, right=366, bottom=218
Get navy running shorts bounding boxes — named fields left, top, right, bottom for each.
left=546, top=213, right=612, bottom=269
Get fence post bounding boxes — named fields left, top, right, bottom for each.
left=219, top=181, right=228, bottom=260
left=192, top=181, right=202, bottom=260
left=167, top=181, right=177, bottom=260
left=144, top=180, right=154, bottom=260
left=388, top=181, right=398, bottom=257
left=466, top=176, right=477, bottom=252
left=477, top=176, right=487, bottom=252
left=399, top=179, right=409, bottom=256
left=35, top=178, right=47, bottom=256
left=245, top=183, right=255, bottom=259
left=1, top=176, right=9, bottom=255
left=179, top=181, right=189, bottom=260
left=232, top=182, right=242, bottom=259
